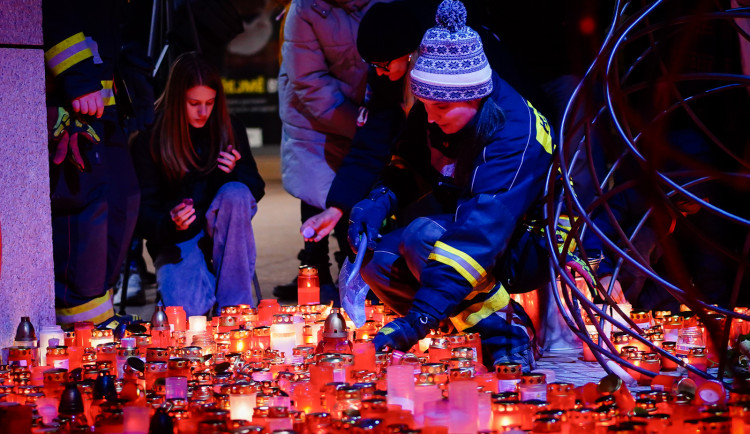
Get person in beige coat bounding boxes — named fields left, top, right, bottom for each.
left=276, top=0, right=387, bottom=303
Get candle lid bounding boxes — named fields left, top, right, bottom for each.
left=597, top=374, right=623, bottom=394
left=520, top=373, right=546, bottom=385
left=323, top=309, right=348, bottom=338
left=15, top=317, right=36, bottom=342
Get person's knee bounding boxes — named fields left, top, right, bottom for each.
left=216, top=182, right=257, bottom=210
left=401, top=217, right=447, bottom=269
left=402, top=217, right=447, bottom=247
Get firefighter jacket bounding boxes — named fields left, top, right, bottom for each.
left=382, top=72, right=556, bottom=323
left=42, top=0, right=130, bottom=124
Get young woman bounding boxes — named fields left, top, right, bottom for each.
left=132, top=52, right=265, bottom=316
left=350, top=0, right=556, bottom=370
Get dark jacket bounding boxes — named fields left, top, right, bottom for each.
left=326, top=69, right=407, bottom=211
left=384, top=72, right=555, bottom=320
left=132, top=116, right=265, bottom=254
left=43, top=0, right=132, bottom=123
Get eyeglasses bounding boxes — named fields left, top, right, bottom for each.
left=366, top=59, right=392, bottom=72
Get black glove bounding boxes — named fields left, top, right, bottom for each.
left=373, top=310, right=439, bottom=352
left=347, top=186, right=397, bottom=253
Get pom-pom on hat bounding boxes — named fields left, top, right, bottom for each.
left=410, top=0, right=493, bottom=102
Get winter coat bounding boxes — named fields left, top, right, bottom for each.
left=278, top=0, right=383, bottom=209
left=382, top=72, right=556, bottom=321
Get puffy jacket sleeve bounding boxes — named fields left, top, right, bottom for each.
left=411, top=93, right=555, bottom=321
left=280, top=1, right=360, bottom=139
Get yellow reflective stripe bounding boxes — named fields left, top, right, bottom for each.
left=45, top=32, right=86, bottom=60
left=434, top=241, right=486, bottom=279
left=450, top=285, right=510, bottom=331
left=86, top=308, right=116, bottom=326
left=100, top=80, right=115, bottom=106
left=558, top=214, right=572, bottom=232
left=463, top=277, right=496, bottom=301
left=49, top=49, right=94, bottom=77
left=55, top=290, right=114, bottom=325
left=527, top=101, right=553, bottom=154
left=429, top=252, right=478, bottom=286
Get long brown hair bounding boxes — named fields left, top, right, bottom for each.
left=152, top=52, right=235, bottom=183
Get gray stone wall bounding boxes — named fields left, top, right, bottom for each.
left=0, top=0, right=55, bottom=348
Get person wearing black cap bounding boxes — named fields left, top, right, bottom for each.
left=299, top=0, right=426, bottom=243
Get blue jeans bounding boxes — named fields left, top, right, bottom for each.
left=155, top=182, right=258, bottom=316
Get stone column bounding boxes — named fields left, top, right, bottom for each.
left=0, top=0, right=55, bottom=348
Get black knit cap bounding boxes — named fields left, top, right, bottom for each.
left=357, top=0, right=440, bottom=63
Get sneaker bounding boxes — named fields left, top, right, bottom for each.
left=113, top=272, right=147, bottom=306
left=273, top=277, right=298, bottom=301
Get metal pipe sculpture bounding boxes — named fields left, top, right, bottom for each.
left=545, top=0, right=750, bottom=387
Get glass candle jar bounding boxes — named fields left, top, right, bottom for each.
left=253, top=326, right=271, bottom=350
left=421, top=363, right=448, bottom=387
left=582, top=333, right=599, bottom=362
left=38, top=325, right=65, bottom=367
left=652, top=310, right=671, bottom=326
left=640, top=352, right=660, bottom=377
left=597, top=374, right=635, bottom=413
left=663, top=315, right=683, bottom=343
left=270, top=314, right=296, bottom=361
left=466, top=333, right=484, bottom=367
left=298, top=266, right=320, bottom=306
left=492, top=400, right=523, bottom=431
left=677, top=325, right=704, bottom=356
left=612, top=331, right=632, bottom=354
left=630, top=310, right=653, bottom=331
left=546, top=382, right=576, bottom=410
left=7, top=347, right=34, bottom=367
left=661, top=341, right=680, bottom=371
left=429, top=338, right=451, bottom=364
left=495, top=362, right=522, bottom=393
left=46, top=346, right=70, bottom=369
left=352, top=339, right=375, bottom=372
left=519, top=373, right=547, bottom=402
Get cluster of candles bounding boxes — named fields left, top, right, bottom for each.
left=579, top=305, right=749, bottom=382
left=1, top=296, right=749, bottom=433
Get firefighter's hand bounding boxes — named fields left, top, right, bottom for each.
left=373, top=311, right=438, bottom=352
left=72, top=91, right=104, bottom=119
